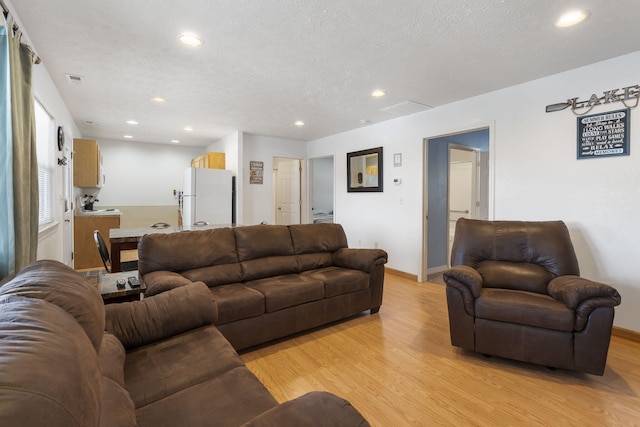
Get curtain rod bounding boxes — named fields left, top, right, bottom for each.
left=0, top=0, right=41, bottom=64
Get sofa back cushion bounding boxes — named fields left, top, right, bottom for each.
left=289, top=223, right=348, bottom=272
left=234, top=225, right=298, bottom=280
left=0, top=259, right=105, bottom=351
left=451, top=219, right=580, bottom=294
left=0, top=296, right=102, bottom=427
left=138, top=227, right=239, bottom=276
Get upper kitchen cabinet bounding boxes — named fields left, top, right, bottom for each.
left=74, top=138, right=103, bottom=188
left=191, top=152, right=225, bottom=169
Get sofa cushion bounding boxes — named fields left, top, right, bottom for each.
left=99, top=332, right=126, bottom=387
left=246, top=274, right=324, bottom=313
left=135, top=366, right=278, bottom=427
left=289, top=223, right=348, bottom=254
left=241, top=256, right=299, bottom=281
left=210, top=283, right=265, bottom=324
left=182, top=263, right=244, bottom=287
left=100, top=376, right=137, bottom=427
left=296, top=252, right=334, bottom=272
left=235, top=225, right=294, bottom=261
left=475, top=288, right=574, bottom=332
left=302, top=267, right=370, bottom=298
left=0, top=296, right=102, bottom=427
left=0, top=259, right=105, bottom=351
left=124, top=325, right=245, bottom=408
left=138, top=227, right=238, bottom=275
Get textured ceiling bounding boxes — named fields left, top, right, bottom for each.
left=10, top=0, right=640, bottom=146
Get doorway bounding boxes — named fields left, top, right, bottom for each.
left=423, top=128, right=491, bottom=280
left=272, top=157, right=301, bottom=225
left=309, top=156, right=334, bottom=224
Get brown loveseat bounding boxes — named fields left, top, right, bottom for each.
left=0, top=260, right=370, bottom=426
left=138, top=223, right=388, bottom=350
left=443, top=219, right=621, bottom=375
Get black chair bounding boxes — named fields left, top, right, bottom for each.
left=93, top=230, right=137, bottom=273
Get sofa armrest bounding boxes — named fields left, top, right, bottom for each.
left=548, top=275, right=621, bottom=309
left=142, top=270, right=194, bottom=297
left=105, top=282, right=217, bottom=349
left=333, top=248, right=388, bottom=272
left=242, top=391, right=369, bottom=427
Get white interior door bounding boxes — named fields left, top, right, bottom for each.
left=448, top=148, right=477, bottom=263
left=274, top=159, right=301, bottom=225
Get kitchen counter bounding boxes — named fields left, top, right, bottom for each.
left=75, top=209, right=121, bottom=217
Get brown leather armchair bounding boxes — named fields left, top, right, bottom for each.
left=443, top=218, right=621, bottom=375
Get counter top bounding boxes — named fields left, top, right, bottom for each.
left=75, top=209, right=122, bottom=217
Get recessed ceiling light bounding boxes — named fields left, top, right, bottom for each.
left=184, top=126, right=193, bottom=132
left=178, top=32, right=204, bottom=47
left=123, top=135, right=133, bottom=139
left=152, top=97, right=167, bottom=103
left=171, top=139, right=180, bottom=144
left=126, top=120, right=139, bottom=125
left=294, top=120, right=305, bottom=127
left=360, top=119, right=371, bottom=124
left=371, top=89, right=386, bottom=98
left=556, top=10, right=590, bottom=27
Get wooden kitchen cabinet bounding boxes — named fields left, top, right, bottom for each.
left=191, top=152, right=225, bottom=169
left=74, top=215, right=120, bottom=270
left=74, top=138, right=103, bottom=188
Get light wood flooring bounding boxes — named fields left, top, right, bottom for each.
left=241, top=272, right=640, bottom=426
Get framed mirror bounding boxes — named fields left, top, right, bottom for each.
left=347, top=147, right=383, bottom=192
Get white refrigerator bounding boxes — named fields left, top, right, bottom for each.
left=182, top=168, right=233, bottom=226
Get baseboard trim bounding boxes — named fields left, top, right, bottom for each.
left=386, top=268, right=418, bottom=281
left=612, top=326, right=640, bottom=343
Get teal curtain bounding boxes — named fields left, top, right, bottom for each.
left=0, top=25, right=37, bottom=278
left=0, top=26, right=14, bottom=278
left=8, top=29, right=37, bottom=275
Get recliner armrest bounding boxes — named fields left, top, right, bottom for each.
left=443, top=265, right=483, bottom=298
left=548, top=275, right=621, bottom=332
left=547, top=275, right=621, bottom=309
left=333, top=248, right=388, bottom=272
left=241, top=391, right=369, bottom=427
left=105, top=282, right=217, bottom=349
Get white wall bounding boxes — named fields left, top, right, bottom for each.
left=309, top=51, right=640, bottom=331
left=97, top=139, right=203, bottom=206
left=31, top=36, right=82, bottom=263
left=242, top=133, right=307, bottom=225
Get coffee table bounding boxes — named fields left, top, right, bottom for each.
left=99, top=271, right=146, bottom=304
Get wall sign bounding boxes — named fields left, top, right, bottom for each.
left=577, top=108, right=630, bottom=159
left=249, top=161, right=264, bottom=184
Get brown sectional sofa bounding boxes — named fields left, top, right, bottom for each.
left=138, top=223, right=388, bottom=350
left=0, top=260, right=370, bottom=426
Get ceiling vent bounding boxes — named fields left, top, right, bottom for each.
left=83, top=120, right=95, bottom=125
left=65, top=73, right=85, bottom=85
left=380, top=100, right=432, bottom=116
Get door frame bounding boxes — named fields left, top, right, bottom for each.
left=421, top=124, right=495, bottom=282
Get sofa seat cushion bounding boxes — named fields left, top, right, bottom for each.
left=475, top=288, right=574, bottom=332
left=246, top=274, right=324, bottom=313
left=100, top=376, right=137, bottom=427
left=124, top=325, right=245, bottom=408
left=210, top=284, right=265, bottom=324
left=135, top=366, right=278, bottom=427
left=302, top=267, right=370, bottom=298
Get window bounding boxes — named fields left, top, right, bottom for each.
left=34, top=99, right=54, bottom=228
